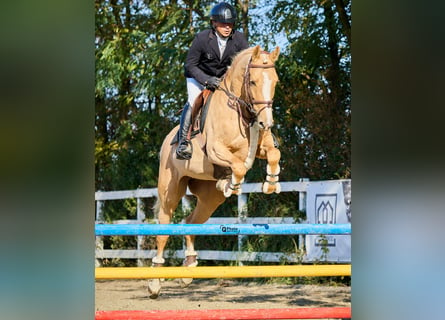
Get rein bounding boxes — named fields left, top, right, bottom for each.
left=219, top=77, right=254, bottom=127
left=219, top=57, right=275, bottom=127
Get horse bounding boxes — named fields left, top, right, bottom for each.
left=148, top=45, right=281, bottom=298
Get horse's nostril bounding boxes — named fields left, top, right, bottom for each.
left=259, top=121, right=273, bottom=128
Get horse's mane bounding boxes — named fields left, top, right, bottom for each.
left=226, top=47, right=255, bottom=79
left=224, top=47, right=256, bottom=92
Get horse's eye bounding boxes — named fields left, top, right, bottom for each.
left=250, top=81, right=256, bottom=86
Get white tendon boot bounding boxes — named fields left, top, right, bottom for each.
left=262, top=164, right=281, bottom=194
left=180, top=250, right=198, bottom=288
left=147, top=256, right=165, bottom=299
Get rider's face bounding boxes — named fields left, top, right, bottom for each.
left=213, top=21, right=234, bottom=38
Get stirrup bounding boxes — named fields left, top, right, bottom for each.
left=176, top=140, right=192, bottom=160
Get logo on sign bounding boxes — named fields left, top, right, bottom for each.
left=315, top=194, right=337, bottom=224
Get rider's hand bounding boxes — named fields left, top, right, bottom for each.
left=205, top=76, right=220, bottom=90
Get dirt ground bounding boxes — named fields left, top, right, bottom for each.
left=95, top=278, right=351, bottom=312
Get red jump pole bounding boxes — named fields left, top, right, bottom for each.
left=95, top=307, right=351, bottom=320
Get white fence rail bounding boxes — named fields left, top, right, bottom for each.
left=95, top=179, right=335, bottom=266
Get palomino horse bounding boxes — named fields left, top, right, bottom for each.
left=148, top=46, right=281, bottom=298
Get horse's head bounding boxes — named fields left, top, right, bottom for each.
left=244, top=45, right=280, bottom=130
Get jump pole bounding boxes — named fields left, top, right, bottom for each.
left=95, top=223, right=351, bottom=236
left=96, top=264, right=351, bottom=279
left=95, top=307, right=351, bottom=320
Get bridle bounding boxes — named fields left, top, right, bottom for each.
left=219, top=55, right=276, bottom=127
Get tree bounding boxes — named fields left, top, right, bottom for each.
left=267, top=0, right=351, bottom=180
left=95, top=0, right=213, bottom=191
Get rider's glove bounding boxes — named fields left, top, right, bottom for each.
left=205, top=76, right=220, bottom=90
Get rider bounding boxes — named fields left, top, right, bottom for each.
left=175, top=2, right=249, bottom=160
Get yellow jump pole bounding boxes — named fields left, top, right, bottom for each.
left=95, top=264, right=351, bottom=279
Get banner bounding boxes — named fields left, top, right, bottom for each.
left=304, top=180, right=351, bottom=263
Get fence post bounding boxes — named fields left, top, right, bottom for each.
left=181, top=195, right=192, bottom=212
left=95, top=199, right=104, bottom=267
left=237, top=193, right=248, bottom=266
left=136, top=197, right=146, bottom=266
left=298, top=178, right=309, bottom=251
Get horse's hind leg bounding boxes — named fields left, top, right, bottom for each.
left=180, top=180, right=226, bottom=287
left=148, top=175, right=188, bottom=299
left=257, top=131, right=281, bottom=194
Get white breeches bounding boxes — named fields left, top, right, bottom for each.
left=187, top=77, right=204, bottom=107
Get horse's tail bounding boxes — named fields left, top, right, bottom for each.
left=153, top=195, right=161, bottom=218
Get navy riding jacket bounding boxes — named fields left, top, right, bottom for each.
left=184, top=29, right=249, bottom=85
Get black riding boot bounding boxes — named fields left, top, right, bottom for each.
left=175, top=102, right=193, bottom=160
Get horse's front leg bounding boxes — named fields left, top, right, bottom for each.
left=216, top=162, right=246, bottom=197
left=257, top=131, right=281, bottom=194
left=207, top=141, right=247, bottom=197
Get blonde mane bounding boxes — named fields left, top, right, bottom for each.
left=224, top=47, right=255, bottom=93
left=228, top=47, right=255, bottom=73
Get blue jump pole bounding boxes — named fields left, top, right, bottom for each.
left=95, top=223, right=351, bottom=236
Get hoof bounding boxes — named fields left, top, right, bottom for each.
left=223, top=181, right=242, bottom=197
left=147, top=278, right=162, bottom=299
left=180, top=253, right=198, bottom=288
left=216, top=179, right=227, bottom=193
left=262, top=181, right=273, bottom=194
left=274, top=182, right=281, bottom=193
left=180, top=277, right=193, bottom=287
left=262, top=181, right=281, bottom=194
left=147, top=257, right=164, bottom=299
left=233, top=187, right=242, bottom=196
left=223, top=181, right=232, bottom=197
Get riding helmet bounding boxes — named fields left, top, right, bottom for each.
left=210, top=2, right=237, bottom=24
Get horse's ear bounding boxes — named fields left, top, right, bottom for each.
left=252, top=45, right=261, bottom=60
left=270, top=46, right=280, bottom=62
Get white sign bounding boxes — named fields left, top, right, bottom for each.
left=305, top=180, right=351, bottom=263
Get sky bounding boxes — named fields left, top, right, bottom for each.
left=248, top=0, right=290, bottom=51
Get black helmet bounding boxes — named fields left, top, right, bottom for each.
left=210, top=2, right=237, bottom=24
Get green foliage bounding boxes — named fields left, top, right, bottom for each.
left=267, top=0, right=351, bottom=180
left=95, top=0, right=208, bottom=193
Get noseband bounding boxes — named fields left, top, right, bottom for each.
left=220, top=55, right=276, bottom=126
